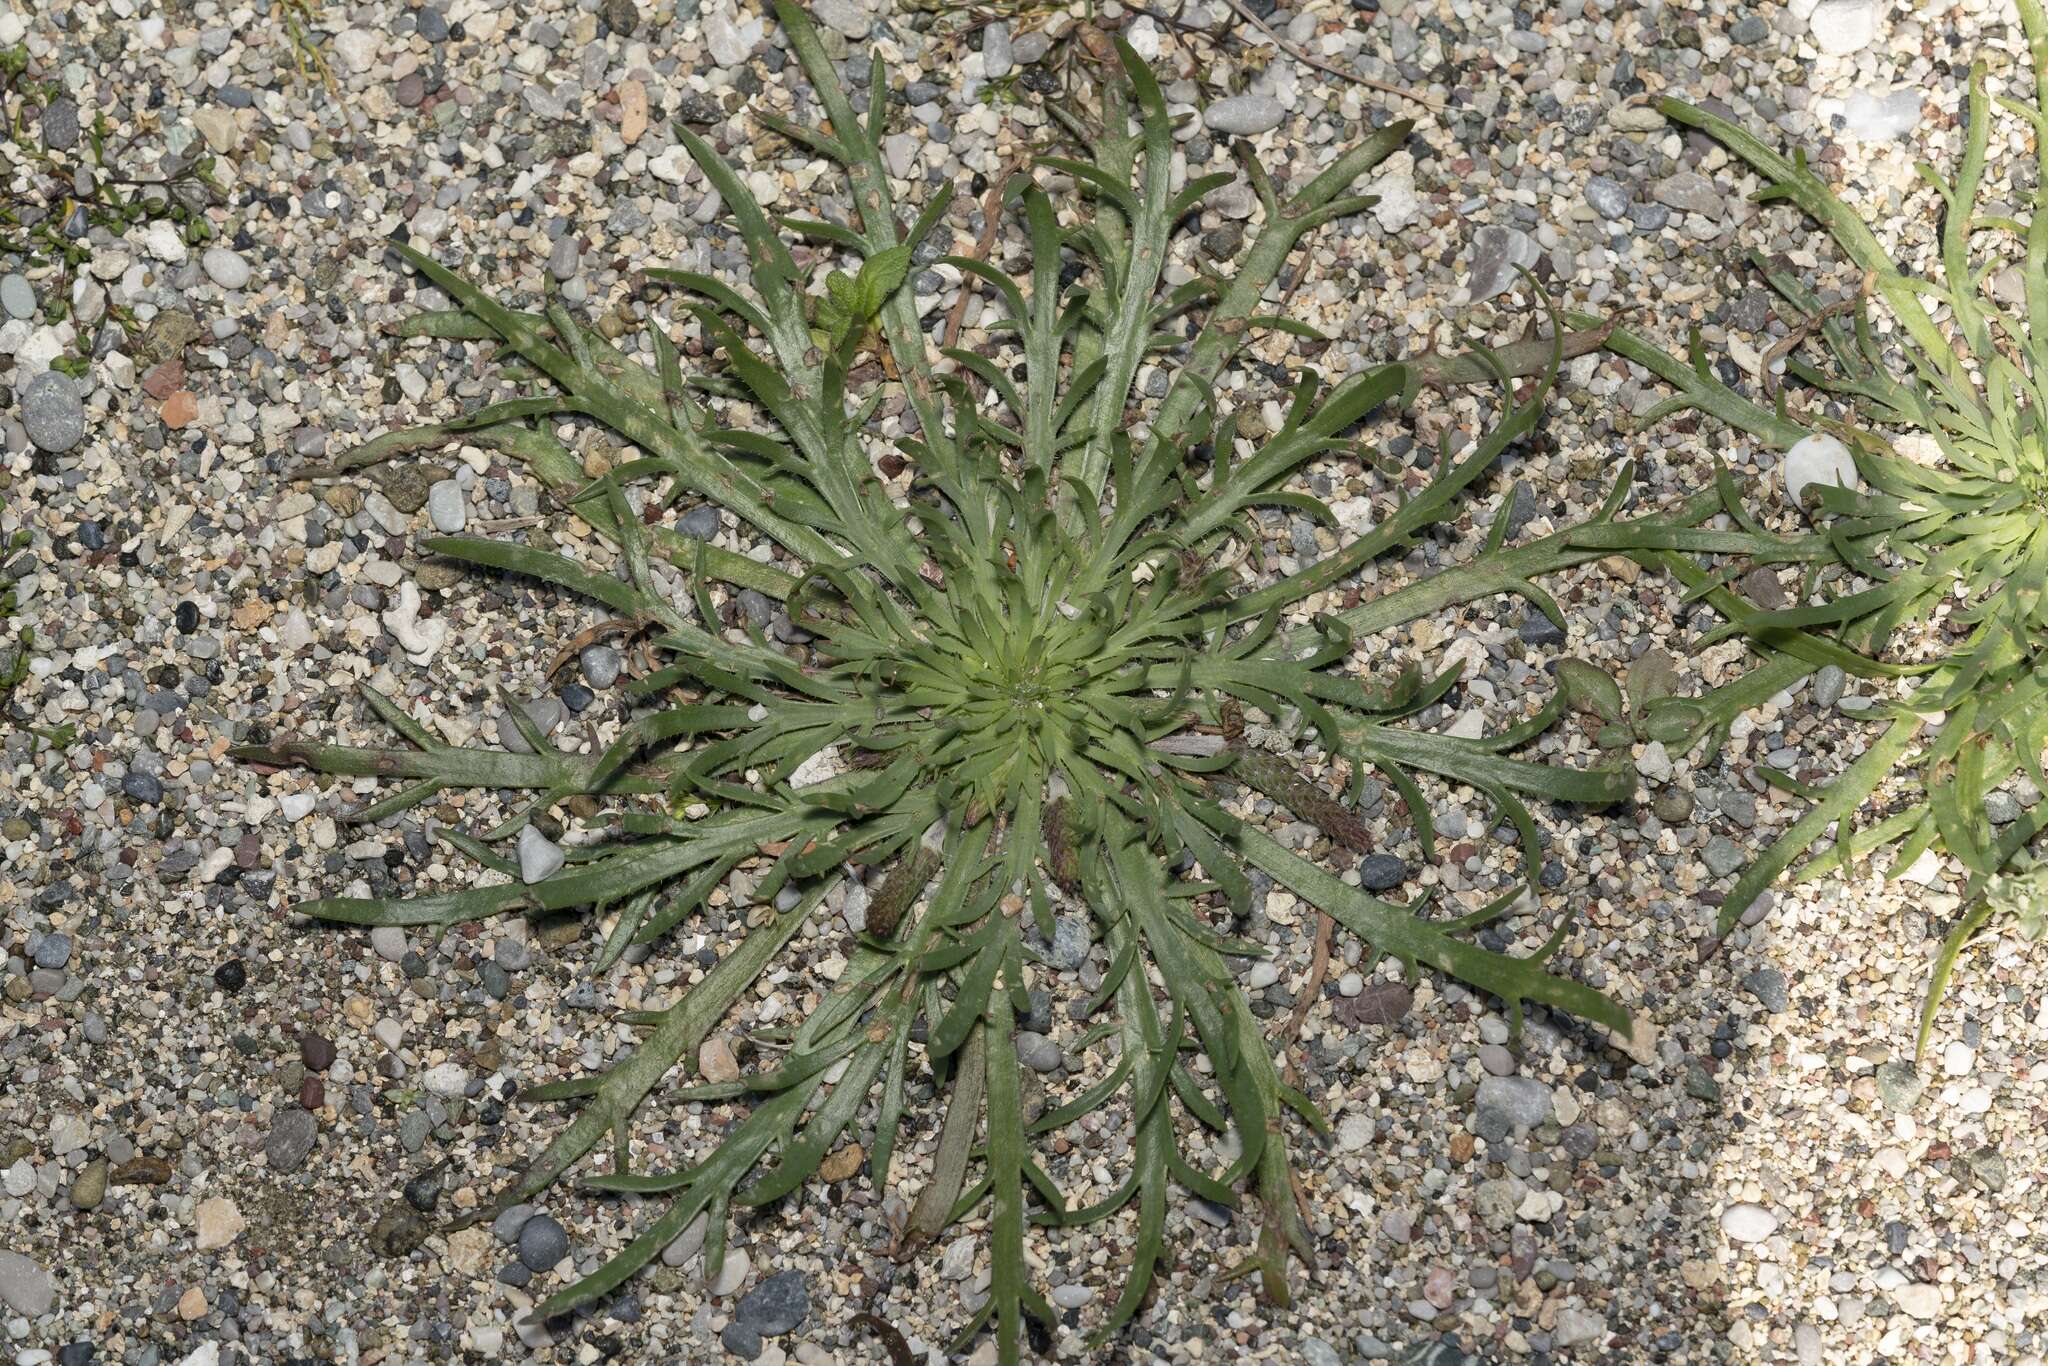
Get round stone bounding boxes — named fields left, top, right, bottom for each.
left=22, top=371, right=85, bottom=454
left=1584, top=175, right=1630, bottom=219
left=580, top=644, right=623, bottom=689
left=516, top=1213, right=569, bottom=1271
left=201, top=248, right=252, bottom=289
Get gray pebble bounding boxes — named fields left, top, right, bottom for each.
left=202, top=248, right=252, bottom=290
left=1811, top=664, right=1847, bottom=709
left=371, top=926, right=409, bottom=963
left=493, top=1203, right=538, bottom=1244
left=122, top=770, right=164, bottom=804
left=1204, top=94, right=1286, bottom=136
left=22, top=371, right=86, bottom=454
left=427, top=479, right=467, bottom=534
left=1466, top=225, right=1540, bottom=303
left=1702, top=836, right=1746, bottom=878
left=734, top=1269, right=809, bottom=1336
left=41, top=97, right=79, bottom=151
left=265, top=1109, right=318, bottom=1172
left=1741, top=967, right=1788, bottom=1013
left=1015, top=1031, right=1064, bottom=1073
left=580, top=643, right=623, bottom=689
left=0, top=274, right=35, bottom=321
left=0, top=1251, right=54, bottom=1317
left=982, top=21, right=1013, bottom=79
left=32, top=933, right=72, bottom=969
left=1359, top=854, right=1407, bottom=891
left=677, top=504, right=722, bottom=540
left=1584, top=175, right=1630, bottom=220
left=547, top=233, right=580, bottom=282
left=1474, top=1075, right=1551, bottom=1131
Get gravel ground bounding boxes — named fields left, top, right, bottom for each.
left=3, top=0, right=2045, bottom=1363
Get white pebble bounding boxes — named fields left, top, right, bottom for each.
left=201, top=248, right=251, bottom=290
left=1720, top=1202, right=1779, bottom=1244
left=422, top=1062, right=470, bottom=1098
left=1782, top=432, right=1861, bottom=509
left=518, top=825, right=565, bottom=883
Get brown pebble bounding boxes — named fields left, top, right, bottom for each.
left=299, top=1076, right=325, bottom=1111
left=300, top=1032, right=336, bottom=1072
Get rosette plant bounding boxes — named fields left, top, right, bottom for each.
left=1571, top=0, right=2048, bottom=1053
left=241, top=5, right=1649, bottom=1356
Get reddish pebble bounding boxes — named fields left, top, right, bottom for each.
left=161, top=390, right=199, bottom=428
left=299, top=1076, right=325, bottom=1111
left=140, top=359, right=185, bottom=399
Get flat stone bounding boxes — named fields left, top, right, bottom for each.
left=427, top=479, right=466, bottom=533
left=1720, top=1202, right=1778, bottom=1244
left=423, top=1062, right=471, bottom=1097
left=265, top=1110, right=318, bottom=1171
left=1475, top=1076, right=1551, bottom=1130
left=0, top=1251, right=53, bottom=1317
left=1652, top=171, right=1724, bottom=218
left=982, top=21, right=1013, bottom=78
left=0, top=273, right=35, bottom=320
left=1465, top=225, right=1540, bottom=303
left=1894, top=1282, right=1942, bottom=1319
left=194, top=1196, right=246, bottom=1250
left=1741, top=968, right=1788, bottom=1013
left=734, top=1269, right=809, bottom=1336
left=811, top=0, right=872, bottom=39
left=201, top=248, right=251, bottom=289
left=22, top=371, right=85, bottom=453
left=1204, top=94, right=1287, bottom=136
left=1812, top=664, right=1847, bottom=708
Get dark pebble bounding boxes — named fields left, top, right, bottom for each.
left=517, top=1213, right=569, bottom=1270
left=720, top=1323, right=764, bottom=1361
left=418, top=7, right=450, bottom=41
left=175, top=600, right=200, bottom=633
left=121, top=771, right=164, bottom=804
left=1358, top=854, right=1407, bottom=891
left=735, top=1270, right=809, bottom=1336
left=404, top=1170, right=442, bottom=1212
left=265, top=1108, right=318, bottom=1172
left=560, top=682, right=594, bottom=714
left=301, top=1032, right=336, bottom=1071
left=1517, top=614, right=1566, bottom=647
left=214, top=960, right=247, bottom=992
left=496, top=1262, right=533, bottom=1287
left=42, top=97, right=80, bottom=150
left=32, top=932, right=72, bottom=969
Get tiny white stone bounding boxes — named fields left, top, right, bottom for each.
left=1782, top=431, right=1861, bottom=509
left=279, top=792, right=317, bottom=822
left=518, top=826, right=565, bottom=884
left=1721, top=1202, right=1779, bottom=1244
left=422, top=1062, right=470, bottom=1098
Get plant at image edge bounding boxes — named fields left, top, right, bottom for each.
left=239, top=7, right=1646, bottom=1355
left=1571, top=0, right=2048, bottom=1055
